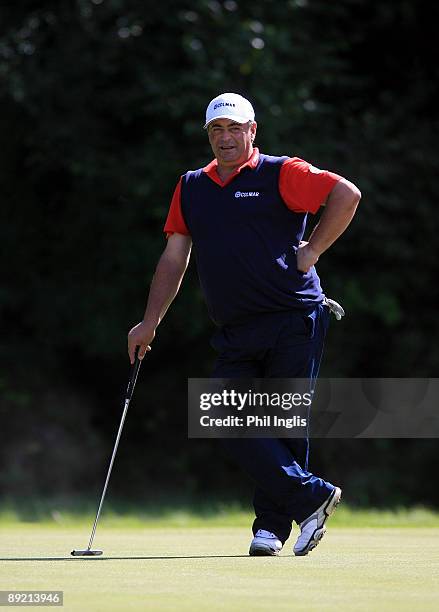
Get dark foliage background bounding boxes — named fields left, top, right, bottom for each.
left=1, top=0, right=438, bottom=508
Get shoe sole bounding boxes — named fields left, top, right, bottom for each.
left=294, top=487, right=342, bottom=557
left=249, top=543, right=280, bottom=556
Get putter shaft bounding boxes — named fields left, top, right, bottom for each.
left=87, top=397, right=131, bottom=551
left=71, top=353, right=142, bottom=556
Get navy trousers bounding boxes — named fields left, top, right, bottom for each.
left=211, top=303, right=335, bottom=544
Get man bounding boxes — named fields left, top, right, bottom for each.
left=128, top=92, right=361, bottom=556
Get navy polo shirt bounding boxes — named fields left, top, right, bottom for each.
left=180, top=154, right=325, bottom=326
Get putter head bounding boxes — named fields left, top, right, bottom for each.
left=71, top=549, right=103, bottom=556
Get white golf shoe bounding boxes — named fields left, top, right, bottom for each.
left=293, top=487, right=342, bottom=556
left=249, top=529, right=283, bottom=556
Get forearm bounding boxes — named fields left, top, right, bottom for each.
left=128, top=233, right=191, bottom=362
left=308, top=179, right=361, bottom=256
left=143, top=253, right=189, bottom=328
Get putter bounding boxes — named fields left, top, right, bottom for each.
left=71, top=349, right=143, bottom=557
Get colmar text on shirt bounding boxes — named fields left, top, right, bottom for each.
left=235, top=191, right=260, bottom=198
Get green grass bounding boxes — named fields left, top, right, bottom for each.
left=1, top=505, right=439, bottom=610
left=1, top=524, right=439, bottom=611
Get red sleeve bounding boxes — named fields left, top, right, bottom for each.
left=279, top=157, right=342, bottom=214
left=163, top=177, right=190, bottom=237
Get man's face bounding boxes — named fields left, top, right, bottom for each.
left=207, top=118, right=257, bottom=167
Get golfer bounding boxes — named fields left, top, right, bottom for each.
left=128, top=93, right=361, bottom=556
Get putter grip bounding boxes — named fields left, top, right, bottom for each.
left=126, top=347, right=142, bottom=401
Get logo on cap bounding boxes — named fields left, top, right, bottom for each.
left=213, top=102, right=236, bottom=110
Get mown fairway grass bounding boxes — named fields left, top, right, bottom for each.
left=1, top=507, right=439, bottom=611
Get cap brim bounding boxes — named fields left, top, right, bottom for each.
left=203, top=114, right=253, bottom=129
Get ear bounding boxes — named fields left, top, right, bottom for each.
left=250, top=121, right=257, bottom=141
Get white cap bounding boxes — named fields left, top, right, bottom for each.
left=204, top=92, right=255, bottom=129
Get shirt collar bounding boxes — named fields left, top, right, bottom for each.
left=203, top=148, right=260, bottom=187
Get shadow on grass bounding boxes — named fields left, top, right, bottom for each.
left=0, top=555, right=258, bottom=561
